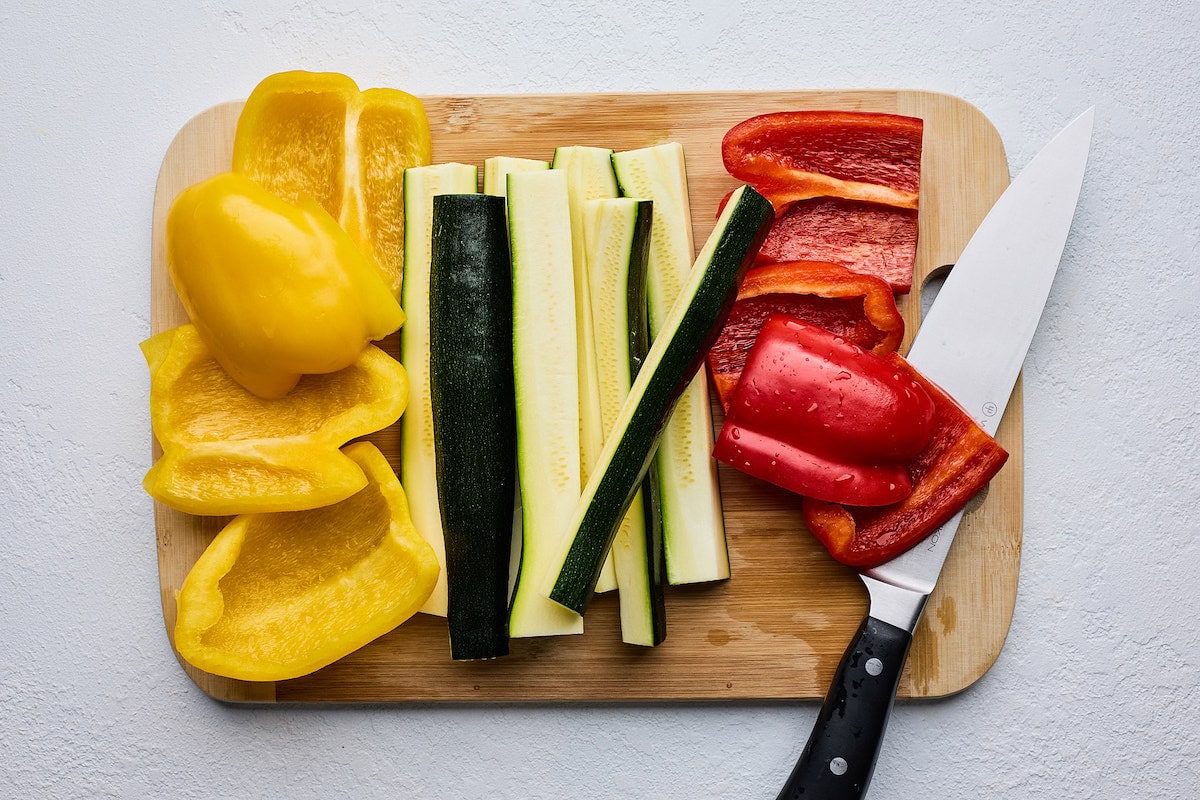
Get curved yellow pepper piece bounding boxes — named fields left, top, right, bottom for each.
left=166, top=172, right=404, bottom=399
left=174, top=442, right=439, bottom=682
left=232, top=70, right=433, bottom=297
left=143, top=325, right=407, bottom=516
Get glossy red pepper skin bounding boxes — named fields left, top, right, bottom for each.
left=802, top=355, right=1009, bottom=568
left=707, top=261, right=904, bottom=409
left=713, top=315, right=934, bottom=507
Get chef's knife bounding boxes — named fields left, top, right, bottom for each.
left=775, top=107, right=1094, bottom=800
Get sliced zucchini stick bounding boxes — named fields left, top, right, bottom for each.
left=585, top=197, right=666, bottom=646
left=612, top=143, right=731, bottom=585
left=483, top=156, right=549, bottom=197
left=430, top=194, right=516, bottom=660
left=553, top=145, right=621, bottom=594
left=508, top=169, right=585, bottom=637
left=543, top=186, right=774, bottom=615
left=400, top=162, right=479, bottom=616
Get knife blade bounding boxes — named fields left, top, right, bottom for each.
left=775, top=107, right=1094, bottom=800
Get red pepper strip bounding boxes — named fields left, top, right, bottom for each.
left=756, top=197, right=919, bottom=293
left=801, top=355, right=1009, bottom=568
left=713, top=315, right=934, bottom=507
left=707, top=261, right=904, bottom=409
left=722, top=111, right=923, bottom=212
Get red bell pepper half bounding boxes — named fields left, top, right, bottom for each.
left=802, top=354, right=1010, bottom=568
left=707, top=261, right=904, bottom=409
left=722, top=111, right=923, bottom=212
left=713, top=315, right=934, bottom=507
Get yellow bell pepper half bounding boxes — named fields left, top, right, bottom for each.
left=166, top=172, right=404, bottom=399
left=143, top=325, right=407, bottom=516
left=174, top=441, right=439, bottom=682
left=232, top=70, right=433, bottom=298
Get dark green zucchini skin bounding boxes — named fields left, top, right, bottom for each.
left=627, top=201, right=667, bottom=645
left=429, top=193, right=516, bottom=660
left=549, top=186, right=774, bottom=615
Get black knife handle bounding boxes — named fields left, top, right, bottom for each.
left=775, top=615, right=913, bottom=800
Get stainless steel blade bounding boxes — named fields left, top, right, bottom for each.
left=867, top=107, right=1094, bottom=596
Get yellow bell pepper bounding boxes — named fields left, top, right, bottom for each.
left=232, top=70, right=433, bottom=297
left=166, top=172, right=404, bottom=399
left=174, top=441, right=439, bottom=682
left=143, top=324, right=407, bottom=516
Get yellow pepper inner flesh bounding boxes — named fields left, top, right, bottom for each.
left=144, top=325, right=408, bottom=516
left=174, top=442, right=439, bottom=682
left=233, top=71, right=433, bottom=298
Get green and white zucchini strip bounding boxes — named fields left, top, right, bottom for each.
left=585, top=197, right=665, bottom=646
left=553, top=146, right=621, bottom=594
left=542, top=185, right=774, bottom=615
left=507, top=169, right=585, bottom=637
left=482, top=155, right=552, bottom=606
left=483, top=156, right=549, bottom=196
left=400, top=162, right=479, bottom=616
left=429, top=194, right=516, bottom=660
left=612, top=143, right=731, bottom=585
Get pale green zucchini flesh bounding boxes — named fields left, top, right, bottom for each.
left=553, top=145, right=621, bottom=594
left=483, top=156, right=549, bottom=197
left=507, top=168, right=585, bottom=638
left=399, top=162, right=479, bottom=616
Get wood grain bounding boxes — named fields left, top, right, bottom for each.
left=150, top=90, right=1015, bottom=703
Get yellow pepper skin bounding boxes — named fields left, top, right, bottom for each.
left=174, top=442, right=439, bottom=682
left=166, top=172, right=405, bottom=399
left=232, top=70, right=433, bottom=297
left=143, top=325, right=407, bottom=516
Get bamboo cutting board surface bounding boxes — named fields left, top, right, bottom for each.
left=151, top=90, right=1016, bottom=703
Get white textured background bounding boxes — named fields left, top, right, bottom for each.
left=3, top=1, right=1198, bottom=797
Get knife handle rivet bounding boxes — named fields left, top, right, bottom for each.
left=829, top=757, right=848, bottom=776
left=865, top=658, right=883, bottom=676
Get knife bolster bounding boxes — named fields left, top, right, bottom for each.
left=861, top=575, right=928, bottom=633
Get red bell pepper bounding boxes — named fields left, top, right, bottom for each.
left=756, top=197, right=919, bottom=293
left=722, top=111, right=923, bottom=211
left=713, top=315, right=934, bottom=507
left=801, top=355, right=1009, bottom=568
left=707, top=261, right=904, bottom=409
left=713, top=314, right=1009, bottom=568
left=720, top=110, right=923, bottom=292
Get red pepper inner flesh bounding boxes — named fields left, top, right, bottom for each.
left=720, top=110, right=924, bottom=292
left=757, top=197, right=919, bottom=293
left=725, top=112, right=923, bottom=195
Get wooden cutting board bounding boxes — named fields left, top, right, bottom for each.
left=151, top=90, right=1016, bottom=703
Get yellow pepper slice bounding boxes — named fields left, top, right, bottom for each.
left=174, top=441, right=438, bottom=682
left=143, top=325, right=407, bottom=516
left=232, top=70, right=433, bottom=297
left=166, top=172, right=404, bottom=399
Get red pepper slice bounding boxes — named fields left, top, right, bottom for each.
left=713, top=315, right=934, bottom=507
left=756, top=197, right=919, bottom=293
left=707, top=261, right=904, bottom=409
left=801, top=356, right=1009, bottom=568
left=722, top=111, right=923, bottom=212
